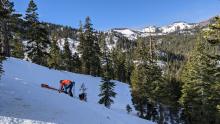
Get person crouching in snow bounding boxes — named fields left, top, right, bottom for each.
left=59, top=79, right=75, bottom=97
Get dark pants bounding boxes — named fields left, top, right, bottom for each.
left=64, top=83, right=73, bottom=97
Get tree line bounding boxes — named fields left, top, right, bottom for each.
left=130, top=18, right=220, bottom=124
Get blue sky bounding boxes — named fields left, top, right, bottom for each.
left=12, top=0, right=220, bottom=30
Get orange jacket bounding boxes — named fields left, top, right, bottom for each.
left=60, top=80, right=72, bottom=89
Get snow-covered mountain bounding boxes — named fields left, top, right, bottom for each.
left=28, top=19, right=209, bottom=57
left=0, top=58, right=154, bottom=124
left=112, top=28, right=139, bottom=40
left=111, top=22, right=197, bottom=40
left=62, top=22, right=197, bottom=53
left=142, top=26, right=157, bottom=33
left=160, top=22, right=196, bottom=34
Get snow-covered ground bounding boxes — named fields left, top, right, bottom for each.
left=0, top=58, right=154, bottom=124
left=0, top=116, right=55, bottom=124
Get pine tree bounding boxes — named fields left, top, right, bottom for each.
left=98, top=76, right=116, bottom=108
left=78, top=17, right=101, bottom=76
left=98, top=40, right=116, bottom=108
left=77, top=21, right=85, bottom=73
left=25, top=0, right=50, bottom=66
left=62, top=38, right=72, bottom=71
left=125, top=49, right=134, bottom=84
left=25, top=0, right=38, bottom=23
left=0, top=0, right=20, bottom=57
left=11, top=33, right=24, bottom=59
left=130, top=37, right=162, bottom=119
left=162, top=66, right=182, bottom=105
left=203, top=16, right=220, bottom=122
left=72, top=52, right=81, bottom=73
left=99, top=32, right=114, bottom=78
left=204, top=16, right=220, bottom=45
left=204, top=16, right=220, bottom=79
left=91, top=34, right=101, bottom=76
left=111, top=48, right=126, bottom=82
left=180, top=37, right=220, bottom=124
left=0, top=0, right=20, bottom=78
left=48, top=36, right=62, bottom=69
left=130, top=64, right=148, bottom=117
left=85, top=17, right=101, bottom=76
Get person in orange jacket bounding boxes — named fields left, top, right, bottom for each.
left=59, top=79, right=75, bottom=97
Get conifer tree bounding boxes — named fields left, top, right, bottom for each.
left=99, top=32, right=114, bottom=78
left=77, top=21, right=85, bottom=72
left=204, top=16, right=220, bottom=45
left=78, top=17, right=101, bottom=76
left=203, top=18, right=220, bottom=108
left=203, top=16, right=220, bottom=122
left=90, top=35, right=101, bottom=76
left=0, top=0, right=20, bottom=78
left=204, top=16, right=220, bottom=75
left=48, top=36, right=62, bottom=69
left=98, top=74, right=116, bottom=108
left=180, top=38, right=220, bottom=124
left=72, top=52, right=81, bottom=73
left=98, top=40, right=116, bottom=108
left=0, top=0, right=20, bottom=57
left=11, top=33, right=24, bottom=59
left=25, top=0, right=38, bottom=23
left=11, top=39, right=24, bottom=59
left=111, top=48, right=126, bottom=82
left=79, top=18, right=92, bottom=74
left=25, top=0, right=50, bottom=66
left=130, top=37, right=162, bottom=119
left=62, top=38, right=72, bottom=71
left=125, top=50, right=134, bottom=84
left=162, top=66, right=182, bottom=105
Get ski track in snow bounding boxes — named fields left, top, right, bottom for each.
left=0, top=57, right=154, bottom=124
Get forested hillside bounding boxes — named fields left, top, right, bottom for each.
left=0, top=0, right=219, bottom=124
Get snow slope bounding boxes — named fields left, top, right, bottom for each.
left=0, top=58, right=154, bottom=124
left=113, top=29, right=138, bottom=40
left=142, top=26, right=157, bottom=33
left=0, top=116, right=55, bottom=124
